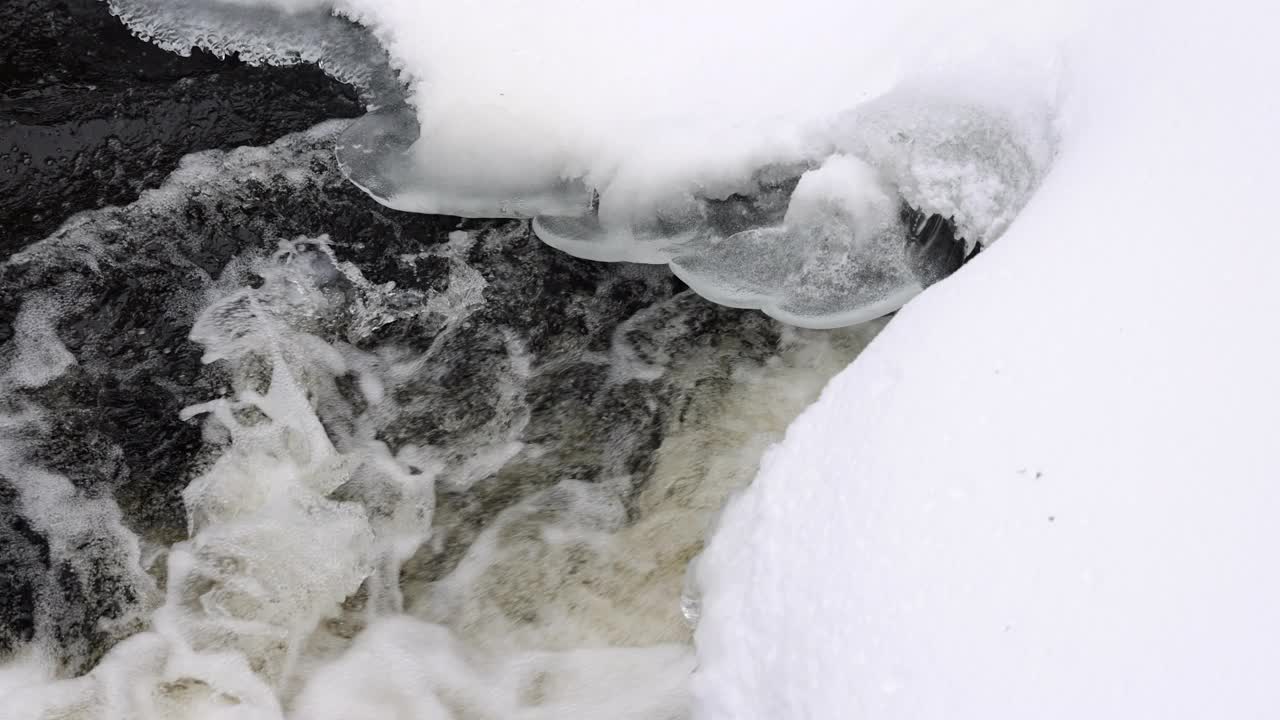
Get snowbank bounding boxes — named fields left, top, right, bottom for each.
left=692, top=1, right=1280, bottom=717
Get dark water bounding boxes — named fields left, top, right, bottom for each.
left=0, top=0, right=363, bottom=255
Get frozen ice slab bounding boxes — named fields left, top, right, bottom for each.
left=338, top=105, right=594, bottom=217
left=532, top=165, right=801, bottom=264
left=669, top=155, right=920, bottom=327
left=532, top=157, right=958, bottom=327
left=532, top=207, right=705, bottom=264
left=539, top=154, right=929, bottom=328
left=671, top=227, right=919, bottom=329
left=334, top=105, right=420, bottom=208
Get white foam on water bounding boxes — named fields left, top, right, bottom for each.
left=4, top=298, right=77, bottom=389
left=290, top=616, right=694, bottom=720
left=407, top=319, right=886, bottom=656
left=0, top=299, right=158, bottom=680
left=0, top=237, right=418, bottom=719
left=0, top=219, right=885, bottom=717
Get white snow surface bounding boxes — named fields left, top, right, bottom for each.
left=335, top=0, right=1062, bottom=222
left=692, top=1, right=1280, bottom=718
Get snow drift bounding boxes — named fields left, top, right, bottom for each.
left=691, top=1, right=1280, bottom=718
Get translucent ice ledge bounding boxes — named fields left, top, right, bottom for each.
left=533, top=87, right=1054, bottom=328
left=336, top=106, right=594, bottom=218
left=110, top=0, right=1064, bottom=327
left=334, top=88, right=1055, bottom=326
left=107, top=0, right=402, bottom=104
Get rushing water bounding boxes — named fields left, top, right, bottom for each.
left=0, top=121, right=883, bottom=718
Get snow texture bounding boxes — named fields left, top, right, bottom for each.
left=692, top=0, right=1280, bottom=717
